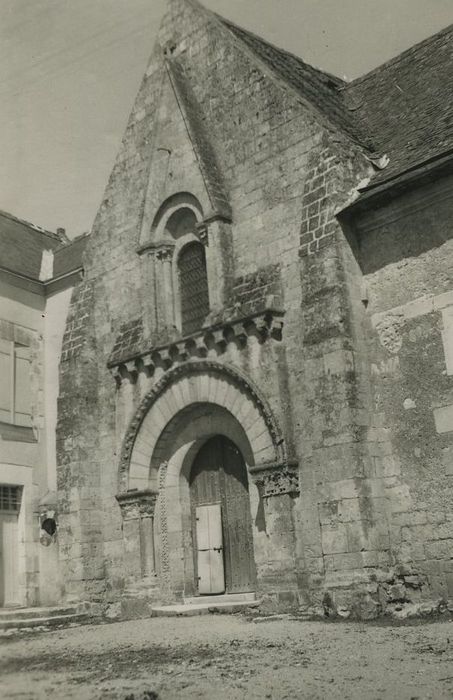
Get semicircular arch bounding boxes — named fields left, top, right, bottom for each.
left=150, top=192, right=203, bottom=241
left=118, top=361, right=285, bottom=492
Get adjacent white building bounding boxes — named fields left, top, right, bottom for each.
left=0, top=210, right=87, bottom=607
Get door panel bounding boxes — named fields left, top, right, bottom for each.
left=0, top=513, right=19, bottom=607
left=190, top=436, right=256, bottom=594
left=196, top=504, right=225, bottom=595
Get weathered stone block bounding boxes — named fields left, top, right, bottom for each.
left=324, top=552, right=364, bottom=571
left=424, top=540, right=453, bottom=560
left=433, top=404, right=453, bottom=434
left=321, top=524, right=349, bottom=555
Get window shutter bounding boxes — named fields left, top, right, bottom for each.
left=0, top=339, right=11, bottom=423
left=14, top=345, right=32, bottom=427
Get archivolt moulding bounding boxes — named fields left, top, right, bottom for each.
left=117, top=360, right=287, bottom=491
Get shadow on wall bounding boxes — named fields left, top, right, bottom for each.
left=340, top=175, right=453, bottom=276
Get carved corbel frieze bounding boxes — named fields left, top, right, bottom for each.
left=230, top=320, right=248, bottom=346
left=124, top=360, right=138, bottom=380
left=115, top=489, right=158, bottom=520
left=108, top=309, right=285, bottom=384
left=141, top=353, right=155, bottom=372
left=211, top=328, right=227, bottom=351
left=193, top=335, right=208, bottom=354
left=249, top=460, right=299, bottom=497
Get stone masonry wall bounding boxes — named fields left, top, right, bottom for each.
left=348, top=172, right=453, bottom=612
left=56, top=0, right=382, bottom=614
left=290, top=133, right=398, bottom=618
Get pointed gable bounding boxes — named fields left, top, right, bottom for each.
left=161, top=0, right=371, bottom=153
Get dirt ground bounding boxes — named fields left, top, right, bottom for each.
left=2, top=614, right=453, bottom=700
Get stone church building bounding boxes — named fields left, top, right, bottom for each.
left=56, top=0, right=453, bottom=618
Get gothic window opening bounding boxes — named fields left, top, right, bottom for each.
left=178, top=242, right=210, bottom=336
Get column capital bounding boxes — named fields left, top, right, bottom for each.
left=155, top=244, right=174, bottom=261
left=115, top=489, right=158, bottom=520
left=136, top=240, right=175, bottom=260
left=249, top=460, right=299, bottom=497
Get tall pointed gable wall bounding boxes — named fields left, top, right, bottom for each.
left=57, top=0, right=379, bottom=610
left=85, top=0, right=371, bottom=284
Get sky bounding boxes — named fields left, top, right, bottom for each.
left=1, top=0, right=453, bottom=239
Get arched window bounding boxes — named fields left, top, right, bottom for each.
left=178, top=242, right=210, bottom=336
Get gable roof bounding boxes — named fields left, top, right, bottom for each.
left=0, top=210, right=63, bottom=279
left=213, top=5, right=453, bottom=188
left=0, top=209, right=88, bottom=283
left=344, top=24, right=453, bottom=188
left=219, top=16, right=371, bottom=150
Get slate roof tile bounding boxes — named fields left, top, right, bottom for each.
left=219, top=13, right=453, bottom=187
left=0, top=209, right=88, bottom=281
left=344, top=24, right=453, bottom=186
left=0, top=210, right=63, bottom=279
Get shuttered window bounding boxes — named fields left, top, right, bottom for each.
left=178, top=242, right=210, bottom=336
left=0, top=340, right=32, bottom=426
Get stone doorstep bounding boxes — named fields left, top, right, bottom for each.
left=151, top=599, right=262, bottom=618
left=184, top=592, right=256, bottom=605
left=0, top=605, right=87, bottom=630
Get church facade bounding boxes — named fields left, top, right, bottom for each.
left=56, top=0, right=453, bottom=618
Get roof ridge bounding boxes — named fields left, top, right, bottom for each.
left=218, top=15, right=345, bottom=87
left=347, top=22, right=453, bottom=89
left=0, top=209, right=62, bottom=242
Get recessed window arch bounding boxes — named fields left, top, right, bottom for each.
left=150, top=192, right=203, bottom=242
left=165, top=208, right=198, bottom=240
left=145, top=193, right=211, bottom=336
left=177, top=241, right=210, bottom=336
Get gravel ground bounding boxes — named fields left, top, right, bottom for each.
left=2, top=614, right=453, bottom=699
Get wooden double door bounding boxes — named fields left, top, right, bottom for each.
left=189, top=436, right=256, bottom=595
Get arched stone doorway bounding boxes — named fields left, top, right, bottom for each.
left=116, top=362, right=299, bottom=603
left=150, top=401, right=260, bottom=599
left=189, top=435, right=256, bottom=595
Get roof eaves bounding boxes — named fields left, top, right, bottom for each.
left=341, top=149, right=453, bottom=215
left=0, top=265, right=45, bottom=295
